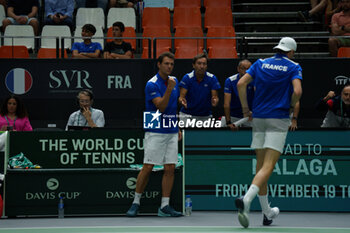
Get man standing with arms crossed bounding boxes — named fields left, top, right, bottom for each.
left=236, top=37, right=303, bottom=228
left=126, top=52, right=182, bottom=217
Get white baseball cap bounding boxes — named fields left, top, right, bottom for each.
left=273, top=37, right=297, bottom=52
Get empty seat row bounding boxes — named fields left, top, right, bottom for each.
left=174, top=0, right=231, bottom=8
left=0, top=46, right=67, bottom=58
left=143, top=7, right=233, bottom=30
left=2, top=25, right=71, bottom=50
left=0, top=44, right=237, bottom=59
left=1, top=24, right=237, bottom=59
left=141, top=26, right=237, bottom=59
left=1, top=24, right=136, bottom=50
left=76, top=7, right=136, bottom=30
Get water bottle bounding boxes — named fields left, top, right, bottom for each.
left=185, top=195, right=192, bottom=216
left=58, top=196, right=64, bottom=218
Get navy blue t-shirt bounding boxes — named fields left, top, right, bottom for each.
left=8, top=0, right=39, bottom=15
left=224, top=73, right=255, bottom=118
left=145, top=73, right=179, bottom=133
left=179, top=70, right=221, bottom=116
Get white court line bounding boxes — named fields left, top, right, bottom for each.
left=329, top=148, right=350, bottom=151
left=0, top=226, right=350, bottom=230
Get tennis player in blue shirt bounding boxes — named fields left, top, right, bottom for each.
left=126, top=52, right=182, bottom=217
left=235, top=37, right=303, bottom=228
left=179, top=53, right=221, bottom=125
left=222, top=59, right=254, bottom=130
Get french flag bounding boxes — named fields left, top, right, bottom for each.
left=5, top=68, right=33, bottom=95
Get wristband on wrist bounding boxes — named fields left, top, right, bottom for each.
left=292, top=117, right=298, bottom=120
left=226, top=120, right=232, bottom=125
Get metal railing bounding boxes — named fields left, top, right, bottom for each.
left=1, top=35, right=350, bottom=59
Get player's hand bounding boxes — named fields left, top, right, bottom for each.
left=82, top=107, right=92, bottom=119
left=243, top=111, right=252, bottom=121
left=179, top=97, right=187, bottom=108
left=211, top=96, right=218, bottom=107
left=178, top=130, right=182, bottom=141
left=323, top=91, right=335, bottom=101
left=227, top=123, right=238, bottom=131
left=168, top=77, right=176, bottom=90
left=18, top=16, right=27, bottom=24
left=53, top=14, right=60, bottom=23
left=289, top=118, right=298, bottom=131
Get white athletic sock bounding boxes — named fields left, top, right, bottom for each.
left=243, top=184, right=259, bottom=211
left=258, top=195, right=270, bottom=214
left=133, top=192, right=142, bottom=205
left=161, top=197, right=170, bottom=209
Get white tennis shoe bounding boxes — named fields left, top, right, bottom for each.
left=265, top=207, right=279, bottom=220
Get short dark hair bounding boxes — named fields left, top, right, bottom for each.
left=273, top=48, right=289, bottom=55
left=113, top=21, right=125, bottom=32
left=157, top=52, right=175, bottom=64
left=192, top=53, right=208, bottom=64
left=77, top=89, right=94, bottom=100
left=82, top=24, right=96, bottom=35
left=0, top=95, right=28, bottom=118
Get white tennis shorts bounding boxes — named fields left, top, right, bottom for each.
left=143, top=132, right=178, bottom=165
left=251, top=118, right=290, bottom=153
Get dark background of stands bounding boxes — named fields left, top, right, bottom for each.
left=0, top=58, right=348, bottom=130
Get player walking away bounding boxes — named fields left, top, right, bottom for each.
left=126, top=52, right=182, bottom=217
left=235, top=37, right=303, bottom=228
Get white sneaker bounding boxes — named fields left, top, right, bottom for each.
left=265, top=207, right=279, bottom=220
left=235, top=197, right=250, bottom=228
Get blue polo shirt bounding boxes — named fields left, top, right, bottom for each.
left=145, top=73, right=179, bottom=133
left=179, top=70, right=221, bottom=116
left=246, top=53, right=302, bottom=118
left=71, top=42, right=102, bottom=53
left=224, top=73, right=255, bottom=118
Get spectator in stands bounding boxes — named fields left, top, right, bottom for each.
left=103, top=21, right=132, bottom=59
left=178, top=53, right=221, bottom=125
left=316, top=85, right=350, bottom=127
left=0, top=0, right=7, bottom=9
left=72, top=24, right=102, bottom=58
left=66, top=89, right=105, bottom=130
left=328, top=0, right=350, bottom=56
left=326, top=0, right=342, bottom=25
left=44, top=0, right=74, bottom=29
left=75, top=0, right=108, bottom=13
left=2, top=0, right=39, bottom=36
left=0, top=95, right=32, bottom=131
left=298, top=0, right=329, bottom=21
left=222, top=59, right=253, bottom=129
left=109, top=0, right=135, bottom=8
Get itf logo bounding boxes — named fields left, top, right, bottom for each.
left=143, top=110, right=162, bottom=129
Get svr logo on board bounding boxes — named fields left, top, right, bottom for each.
left=49, top=70, right=92, bottom=88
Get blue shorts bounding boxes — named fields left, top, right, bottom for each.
left=7, top=16, right=37, bottom=24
